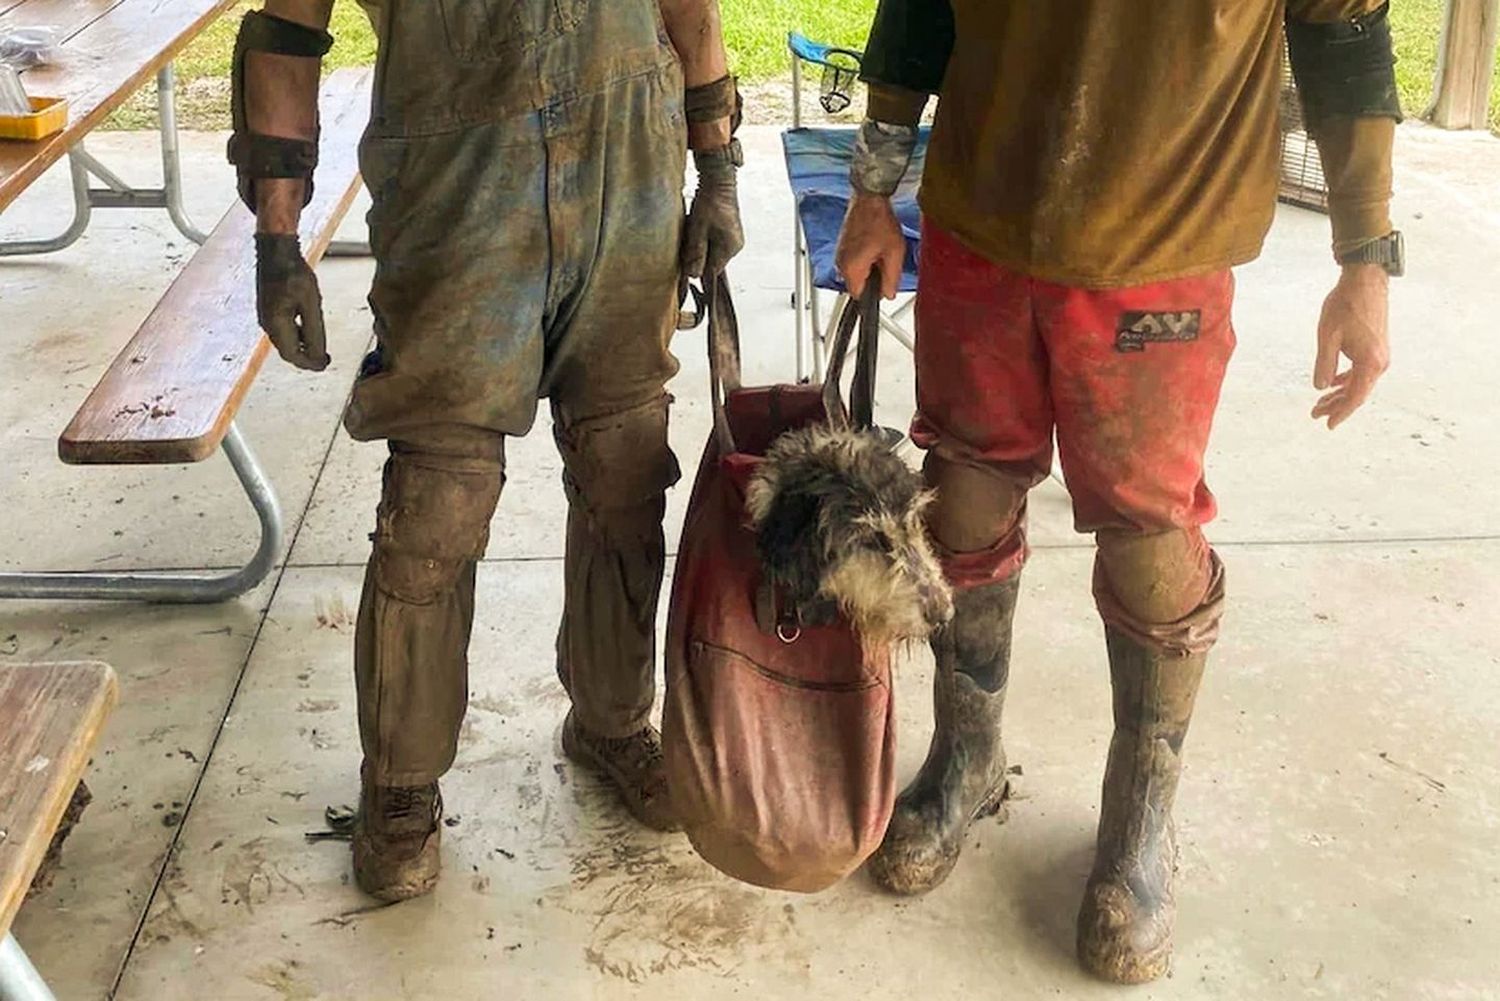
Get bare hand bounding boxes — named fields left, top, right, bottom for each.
left=835, top=192, right=904, bottom=300
left=1312, top=264, right=1390, bottom=430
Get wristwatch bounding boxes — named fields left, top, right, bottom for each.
left=1338, top=230, right=1404, bottom=277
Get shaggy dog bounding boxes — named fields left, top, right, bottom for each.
left=746, top=425, right=953, bottom=647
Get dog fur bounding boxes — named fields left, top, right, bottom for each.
left=746, top=425, right=953, bottom=647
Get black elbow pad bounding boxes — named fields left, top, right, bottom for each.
left=859, top=0, right=955, bottom=95
left=228, top=11, right=335, bottom=212
left=1286, top=3, right=1403, bottom=128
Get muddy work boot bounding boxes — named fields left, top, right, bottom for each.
left=867, top=576, right=1020, bottom=895
left=562, top=711, right=679, bottom=832
left=353, top=765, right=443, bottom=903
left=1077, top=628, right=1208, bottom=984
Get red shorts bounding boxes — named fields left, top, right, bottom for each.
left=912, top=223, right=1235, bottom=583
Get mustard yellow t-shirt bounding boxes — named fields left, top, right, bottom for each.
left=865, top=0, right=1397, bottom=288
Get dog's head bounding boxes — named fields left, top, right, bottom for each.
left=746, top=425, right=954, bottom=646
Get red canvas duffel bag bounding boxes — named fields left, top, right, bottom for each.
left=663, top=275, right=898, bottom=893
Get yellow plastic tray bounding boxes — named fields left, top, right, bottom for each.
left=0, top=96, right=68, bottom=141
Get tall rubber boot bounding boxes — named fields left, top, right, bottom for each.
left=867, top=576, right=1020, bottom=895
left=1077, top=627, right=1207, bottom=983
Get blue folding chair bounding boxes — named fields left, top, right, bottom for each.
left=784, top=32, right=928, bottom=383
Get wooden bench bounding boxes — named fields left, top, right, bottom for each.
left=0, top=661, right=117, bottom=1001
left=0, top=69, right=371, bottom=603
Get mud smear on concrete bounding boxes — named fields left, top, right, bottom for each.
left=220, top=837, right=307, bottom=914
left=314, top=595, right=355, bottom=632
left=547, top=801, right=807, bottom=983
left=250, top=959, right=317, bottom=1001
left=469, top=692, right=520, bottom=716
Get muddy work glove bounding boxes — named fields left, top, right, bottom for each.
left=681, top=140, right=745, bottom=279
left=256, top=233, right=329, bottom=371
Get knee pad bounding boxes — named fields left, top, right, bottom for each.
left=1094, top=528, right=1225, bottom=655
left=922, top=452, right=1029, bottom=554
left=373, top=447, right=503, bottom=604
left=1094, top=528, right=1214, bottom=625
left=554, top=396, right=681, bottom=521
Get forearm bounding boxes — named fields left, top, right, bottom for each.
left=249, top=1, right=334, bottom=233
left=1311, top=116, right=1394, bottom=257
left=1285, top=1, right=1400, bottom=257
left=658, top=0, right=732, bottom=149
left=849, top=0, right=954, bottom=196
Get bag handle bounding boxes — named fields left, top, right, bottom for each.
left=821, top=267, right=883, bottom=432
left=705, top=272, right=743, bottom=454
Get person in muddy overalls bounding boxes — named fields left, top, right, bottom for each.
left=230, top=0, right=743, bottom=901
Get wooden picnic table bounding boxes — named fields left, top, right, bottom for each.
left=0, top=1, right=375, bottom=606
left=0, top=661, right=117, bottom=1001
left=0, top=0, right=237, bottom=215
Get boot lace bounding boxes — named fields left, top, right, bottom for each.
left=593, top=729, right=667, bottom=799
left=383, top=783, right=438, bottom=824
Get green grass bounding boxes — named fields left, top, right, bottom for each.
left=114, top=0, right=1497, bottom=131
left=720, top=0, right=876, bottom=79
left=177, top=0, right=378, bottom=78
left=1390, top=0, right=1500, bottom=129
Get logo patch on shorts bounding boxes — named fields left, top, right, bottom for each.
left=1115, top=310, right=1201, bottom=353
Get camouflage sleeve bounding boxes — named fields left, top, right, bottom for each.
left=850, top=120, right=919, bottom=196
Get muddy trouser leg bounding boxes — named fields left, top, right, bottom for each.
left=354, top=426, right=505, bottom=786
left=537, top=64, right=687, bottom=739
left=1032, top=263, right=1235, bottom=983
left=343, top=103, right=555, bottom=782
left=869, top=222, right=1053, bottom=894
left=551, top=398, right=676, bottom=737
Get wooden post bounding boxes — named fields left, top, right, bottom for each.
left=1427, top=0, right=1500, bottom=128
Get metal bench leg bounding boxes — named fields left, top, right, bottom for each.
left=0, top=153, right=92, bottom=257
left=324, top=239, right=372, bottom=257
left=0, top=423, right=283, bottom=604
left=0, top=934, right=55, bottom=1001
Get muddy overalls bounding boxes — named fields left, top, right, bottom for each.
left=343, top=0, right=688, bottom=786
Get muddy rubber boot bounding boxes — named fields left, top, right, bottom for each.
left=352, top=763, right=443, bottom=903
left=867, top=576, right=1020, bottom=895
left=1076, top=628, right=1207, bottom=984
left=562, top=711, right=680, bottom=833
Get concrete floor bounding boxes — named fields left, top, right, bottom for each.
left=1, top=123, right=1498, bottom=1001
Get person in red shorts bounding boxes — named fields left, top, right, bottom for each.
left=836, top=0, right=1402, bottom=983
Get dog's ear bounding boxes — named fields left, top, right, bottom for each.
left=756, top=488, right=820, bottom=571
left=745, top=466, right=779, bottom=527
left=755, top=486, right=830, bottom=607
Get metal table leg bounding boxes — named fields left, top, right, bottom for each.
left=156, top=63, right=209, bottom=245
left=0, top=423, right=284, bottom=604
left=0, top=62, right=208, bottom=257
left=0, top=934, right=55, bottom=1001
